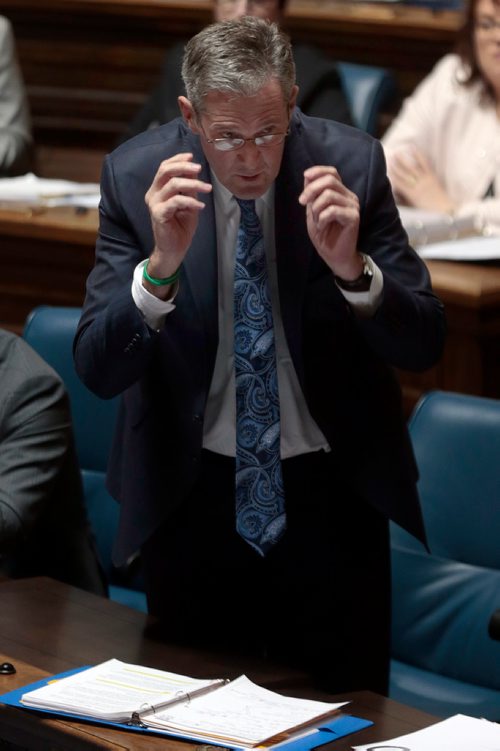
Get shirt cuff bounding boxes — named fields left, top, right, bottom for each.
left=132, top=260, right=177, bottom=331
left=336, top=255, right=383, bottom=316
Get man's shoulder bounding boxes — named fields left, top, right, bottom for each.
left=291, top=108, right=374, bottom=153
left=283, top=110, right=385, bottom=193
left=0, top=329, right=63, bottom=391
left=109, top=118, right=194, bottom=168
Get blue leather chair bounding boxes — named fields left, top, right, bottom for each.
left=337, top=62, right=398, bottom=135
left=390, top=391, right=500, bottom=719
left=22, top=305, right=147, bottom=612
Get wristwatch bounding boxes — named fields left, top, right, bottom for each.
left=334, top=253, right=373, bottom=293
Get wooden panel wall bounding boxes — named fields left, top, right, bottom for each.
left=2, top=1, right=462, bottom=182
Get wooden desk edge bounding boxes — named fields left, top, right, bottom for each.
left=0, top=207, right=98, bottom=246
left=0, top=656, right=439, bottom=751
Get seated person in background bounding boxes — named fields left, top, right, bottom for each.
left=0, top=16, right=33, bottom=176
left=382, top=0, right=500, bottom=236
left=0, top=328, right=106, bottom=595
left=120, top=0, right=352, bottom=143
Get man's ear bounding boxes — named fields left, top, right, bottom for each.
left=178, top=96, right=200, bottom=134
left=288, top=85, right=299, bottom=112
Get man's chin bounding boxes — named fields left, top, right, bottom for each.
left=229, top=173, right=271, bottom=200
left=231, top=177, right=269, bottom=200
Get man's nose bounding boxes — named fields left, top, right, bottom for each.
left=237, top=141, right=262, bottom=167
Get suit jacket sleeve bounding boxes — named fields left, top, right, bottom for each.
left=0, top=335, right=72, bottom=551
left=276, top=114, right=446, bottom=376
left=355, top=136, right=446, bottom=371
left=0, top=16, right=33, bottom=176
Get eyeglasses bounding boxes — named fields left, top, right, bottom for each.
left=203, top=130, right=290, bottom=152
left=475, top=17, right=500, bottom=34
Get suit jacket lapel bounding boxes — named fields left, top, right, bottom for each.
left=177, top=137, right=219, bottom=387
left=275, top=113, right=315, bottom=388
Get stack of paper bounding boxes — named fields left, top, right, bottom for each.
left=397, top=206, right=481, bottom=250
left=353, top=713, right=500, bottom=750
left=417, top=236, right=500, bottom=261
left=19, top=659, right=347, bottom=748
left=0, top=172, right=100, bottom=208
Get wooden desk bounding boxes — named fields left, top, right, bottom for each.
left=398, top=260, right=500, bottom=412
left=2, top=1, right=461, bottom=180
left=0, top=206, right=98, bottom=334
left=0, top=577, right=438, bottom=750
left=1, top=206, right=499, bottom=408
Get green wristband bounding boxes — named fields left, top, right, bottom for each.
left=143, top=262, right=181, bottom=286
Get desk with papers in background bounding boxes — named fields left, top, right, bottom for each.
left=0, top=175, right=99, bottom=334
left=396, top=206, right=500, bottom=413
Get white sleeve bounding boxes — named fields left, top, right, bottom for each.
left=335, top=255, right=384, bottom=317
left=131, top=260, right=177, bottom=331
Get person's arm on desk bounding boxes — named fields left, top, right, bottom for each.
left=382, top=31, right=500, bottom=238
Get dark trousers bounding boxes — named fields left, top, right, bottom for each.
left=141, top=449, right=391, bottom=695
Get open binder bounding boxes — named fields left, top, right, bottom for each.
left=0, top=659, right=373, bottom=749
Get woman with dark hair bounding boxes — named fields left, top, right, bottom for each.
left=382, top=0, right=500, bottom=236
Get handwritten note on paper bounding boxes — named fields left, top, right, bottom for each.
left=148, top=675, right=346, bottom=747
left=352, top=713, right=500, bottom=751
left=21, top=660, right=346, bottom=746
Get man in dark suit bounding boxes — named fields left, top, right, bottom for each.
left=74, top=17, right=445, bottom=695
left=0, top=328, right=106, bottom=594
left=120, top=0, right=352, bottom=144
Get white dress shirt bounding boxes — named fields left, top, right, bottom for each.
left=132, top=174, right=383, bottom=458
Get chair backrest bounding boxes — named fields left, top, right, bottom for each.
left=22, top=306, right=146, bottom=610
left=337, top=61, right=398, bottom=135
left=22, top=305, right=117, bottom=473
left=391, top=391, right=500, bottom=713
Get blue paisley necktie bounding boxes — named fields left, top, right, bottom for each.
left=234, top=197, right=286, bottom=556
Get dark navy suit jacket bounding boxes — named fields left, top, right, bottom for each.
left=74, top=110, right=446, bottom=567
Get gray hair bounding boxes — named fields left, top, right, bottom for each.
left=181, top=16, right=296, bottom=114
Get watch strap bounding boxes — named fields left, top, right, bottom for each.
left=334, top=253, right=373, bottom=292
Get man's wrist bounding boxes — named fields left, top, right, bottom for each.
left=143, top=261, right=181, bottom=287
left=334, top=253, right=373, bottom=293
left=142, top=258, right=181, bottom=300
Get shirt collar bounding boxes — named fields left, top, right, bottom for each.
left=211, top=171, right=274, bottom=218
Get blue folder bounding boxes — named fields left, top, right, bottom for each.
left=0, top=668, right=373, bottom=749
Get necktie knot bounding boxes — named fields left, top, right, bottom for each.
left=235, top=197, right=256, bottom=213
left=235, top=198, right=260, bottom=239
